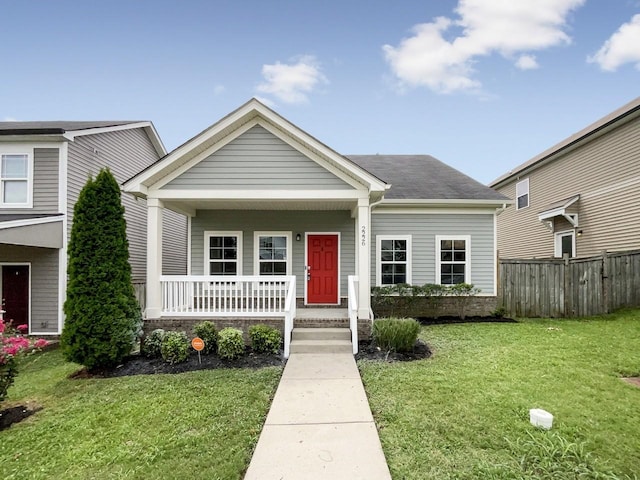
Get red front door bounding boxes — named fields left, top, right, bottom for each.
left=307, top=234, right=339, bottom=304
left=2, top=265, right=29, bottom=328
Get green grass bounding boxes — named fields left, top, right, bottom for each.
left=0, top=350, right=281, bottom=480
left=359, top=309, right=640, bottom=479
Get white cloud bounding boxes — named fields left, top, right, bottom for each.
left=213, top=84, right=225, bottom=95
left=588, top=14, right=640, bottom=71
left=256, top=55, right=327, bottom=104
left=515, top=54, right=539, bottom=70
left=2, top=116, right=18, bottom=122
left=383, top=0, right=585, bottom=93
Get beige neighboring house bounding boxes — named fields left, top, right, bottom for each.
left=0, top=121, right=187, bottom=335
left=490, top=96, right=640, bottom=259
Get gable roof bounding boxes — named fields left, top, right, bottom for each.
left=0, top=121, right=166, bottom=157
left=124, top=98, right=388, bottom=195
left=490, top=96, right=640, bottom=188
left=349, top=155, right=509, bottom=202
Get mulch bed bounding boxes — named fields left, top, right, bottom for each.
left=0, top=403, right=42, bottom=431
left=417, top=315, right=516, bottom=325
left=355, top=339, right=432, bottom=362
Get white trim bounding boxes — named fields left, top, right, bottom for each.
left=554, top=230, right=576, bottom=258
left=0, top=262, right=31, bottom=334
left=0, top=215, right=63, bottom=230
left=435, top=235, right=471, bottom=285
left=304, top=232, right=341, bottom=305
left=372, top=207, right=499, bottom=215
left=148, top=189, right=367, bottom=201
left=493, top=211, right=498, bottom=296
left=186, top=216, right=192, bottom=275
left=375, top=235, right=412, bottom=286
left=204, top=231, right=243, bottom=276
left=0, top=147, right=33, bottom=208
left=516, top=178, right=529, bottom=210
left=254, top=231, right=292, bottom=276
left=58, top=141, right=68, bottom=334
left=376, top=199, right=512, bottom=207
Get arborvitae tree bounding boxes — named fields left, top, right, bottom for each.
left=60, top=168, right=142, bottom=370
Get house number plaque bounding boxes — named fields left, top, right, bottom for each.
left=361, top=226, right=366, bottom=247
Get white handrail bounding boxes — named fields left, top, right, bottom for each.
left=347, top=275, right=359, bottom=354
left=283, top=278, right=296, bottom=359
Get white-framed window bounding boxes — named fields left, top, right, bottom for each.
left=376, top=235, right=412, bottom=286
left=254, top=232, right=292, bottom=276
left=204, top=231, right=242, bottom=275
left=436, top=235, right=471, bottom=285
left=516, top=178, right=529, bottom=210
left=554, top=230, right=575, bottom=258
left=1, top=149, right=32, bottom=208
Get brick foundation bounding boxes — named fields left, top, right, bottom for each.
left=143, top=316, right=372, bottom=343
left=372, top=296, right=498, bottom=319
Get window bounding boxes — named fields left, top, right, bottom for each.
left=254, top=232, right=292, bottom=275
left=516, top=178, right=529, bottom=210
left=376, top=235, right=412, bottom=286
left=1, top=153, right=31, bottom=206
left=436, top=235, right=470, bottom=285
left=204, top=231, right=242, bottom=275
left=554, top=230, right=575, bottom=258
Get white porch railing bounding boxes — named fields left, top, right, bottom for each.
left=347, top=275, right=359, bottom=354
left=160, top=275, right=296, bottom=357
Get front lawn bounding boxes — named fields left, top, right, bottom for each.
left=0, top=350, right=281, bottom=479
left=359, top=310, right=640, bottom=479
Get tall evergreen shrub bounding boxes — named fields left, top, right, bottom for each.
left=60, top=169, right=142, bottom=370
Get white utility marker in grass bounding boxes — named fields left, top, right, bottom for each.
left=530, top=408, right=554, bottom=429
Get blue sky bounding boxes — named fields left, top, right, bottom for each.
left=2, top=0, right=639, bottom=184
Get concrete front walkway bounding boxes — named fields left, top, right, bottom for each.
left=244, top=353, right=392, bottom=480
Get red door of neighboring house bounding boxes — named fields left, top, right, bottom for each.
left=2, top=265, right=29, bottom=328
left=307, top=234, right=339, bottom=304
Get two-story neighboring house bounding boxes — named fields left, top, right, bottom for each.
left=0, top=121, right=187, bottom=335
left=490, top=96, right=640, bottom=259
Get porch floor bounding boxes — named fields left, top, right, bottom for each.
left=295, top=308, right=348, bottom=320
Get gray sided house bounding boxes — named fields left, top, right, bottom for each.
left=124, top=99, right=509, bottom=356
left=490, top=96, right=640, bottom=259
left=0, top=122, right=187, bottom=335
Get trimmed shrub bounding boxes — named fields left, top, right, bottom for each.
left=249, top=324, right=281, bottom=354
left=372, top=318, right=420, bottom=353
left=217, top=328, right=245, bottom=360
left=161, top=331, right=190, bottom=364
left=193, top=321, right=218, bottom=354
left=61, top=169, right=142, bottom=370
left=142, top=329, right=166, bottom=358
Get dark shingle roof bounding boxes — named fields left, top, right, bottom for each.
left=0, top=213, right=63, bottom=223
left=347, top=155, right=509, bottom=201
left=0, top=121, right=141, bottom=135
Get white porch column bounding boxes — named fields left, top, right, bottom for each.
left=356, top=198, right=371, bottom=319
left=146, top=198, right=164, bottom=319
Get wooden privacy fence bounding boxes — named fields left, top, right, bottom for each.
left=499, top=249, right=640, bottom=318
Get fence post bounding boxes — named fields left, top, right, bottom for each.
left=601, top=250, right=609, bottom=314
left=563, top=253, right=570, bottom=317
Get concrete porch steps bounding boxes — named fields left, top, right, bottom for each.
left=290, top=327, right=352, bottom=354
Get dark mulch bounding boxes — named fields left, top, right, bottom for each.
left=417, top=315, right=517, bottom=325
left=355, top=339, right=432, bottom=362
left=70, top=347, right=286, bottom=379
left=0, top=403, right=42, bottom=431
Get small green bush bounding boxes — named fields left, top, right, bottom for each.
left=142, top=329, right=166, bottom=358
left=160, top=331, right=190, bottom=364
left=372, top=318, right=420, bottom=353
left=217, top=328, right=245, bottom=360
left=193, top=321, right=218, bottom=354
left=249, top=324, right=282, bottom=354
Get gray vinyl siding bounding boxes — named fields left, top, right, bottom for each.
left=67, top=128, right=187, bottom=281
left=496, top=115, right=640, bottom=258
left=0, top=244, right=59, bottom=334
left=163, top=209, right=188, bottom=275
left=1, top=147, right=59, bottom=214
left=163, top=126, right=352, bottom=190
left=191, top=210, right=355, bottom=296
left=371, top=213, right=495, bottom=294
